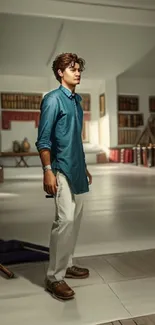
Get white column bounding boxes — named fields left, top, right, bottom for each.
left=105, top=78, right=118, bottom=148
left=89, top=89, right=100, bottom=146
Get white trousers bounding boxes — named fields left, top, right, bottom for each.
left=47, top=172, right=84, bottom=282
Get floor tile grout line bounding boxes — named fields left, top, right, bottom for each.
left=0, top=291, right=45, bottom=300
left=107, top=283, right=132, bottom=317
left=101, top=255, right=128, bottom=279
left=101, top=251, right=155, bottom=283
left=101, top=253, right=155, bottom=280
left=118, top=252, right=155, bottom=277
left=105, top=274, right=155, bottom=284
left=89, top=253, right=155, bottom=284
left=133, top=251, right=155, bottom=275
left=9, top=252, right=155, bottom=287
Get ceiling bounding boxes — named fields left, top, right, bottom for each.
left=1, top=13, right=155, bottom=79
left=0, top=14, right=62, bottom=77
left=119, top=47, right=155, bottom=78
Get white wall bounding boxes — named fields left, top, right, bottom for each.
left=0, top=75, right=50, bottom=93
left=98, top=80, right=110, bottom=152
left=98, top=79, right=117, bottom=150
left=87, top=80, right=105, bottom=147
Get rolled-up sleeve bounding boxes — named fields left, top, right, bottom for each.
left=35, top=95, right=59, bottom=152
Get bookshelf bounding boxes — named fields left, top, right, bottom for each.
left=1, top=93, right=42, bottom=110
left=118, top=95, right=144, bottom=146
left=118, top=95, right=139, bottom=111
left=0, top=92, right=42, bottom=133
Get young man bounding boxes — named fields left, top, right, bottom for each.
left=36, top=53, right=92, bottom=301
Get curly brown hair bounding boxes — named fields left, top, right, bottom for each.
left=52, top=53, right=85, bottom=83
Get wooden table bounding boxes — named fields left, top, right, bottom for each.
left=0, top=152, right=39, bottom=167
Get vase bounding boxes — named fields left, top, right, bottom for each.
left=12, top=141, right=21, bottom=153
left=21, top=138, right=30, bottom=152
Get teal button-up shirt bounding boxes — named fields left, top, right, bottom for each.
left=35, top=85, right=89, bottom=195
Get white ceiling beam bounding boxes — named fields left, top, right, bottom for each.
left=46, top=22, right=64, bottom=67
left=1, top=0, right=155, bottom=26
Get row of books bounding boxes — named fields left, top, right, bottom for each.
left=2, top=101, right=41, bottom=110
left=118, top=113, right=143, bottom=128
left=118, top=129, right=141, bottom=145
left=1, top=93, right=42, bottom=110
left=118, top=96, right=155, bottom=112
left=118, top=96, right=139, bottom=111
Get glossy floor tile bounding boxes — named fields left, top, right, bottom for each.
left=0, top=275, right=43, bottom=299
left=0, top=282, right=130, bottom=325
left=109, top=277, right=155, bottom=317
left=76, top=256, right=127, bottom=283
left=1, top=164, right=155, bottom=256
left=1, top=164, right=155, bottom=324
left=10, top=262, right=45, bottom=287
left=2, top=249, right=155, bottom=323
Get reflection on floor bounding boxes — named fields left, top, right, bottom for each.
left=1, top=249, right=155, bottom=325
left=1, top=164, right=155, bottom=324
left=1, top=164, right=155, bottom=256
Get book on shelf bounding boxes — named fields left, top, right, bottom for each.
left=1, top=93, right=42, bottom=110
left=118, top=113, right=143, bottom=128
left=118, top=129, right=141, bottom=145
left=118, top=95, right=139, bottom=111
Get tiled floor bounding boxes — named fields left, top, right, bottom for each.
left=1, top=164, right=155, bottom=324
left=2, top=250, right=155, bottom=324
left=1, top=164, right=155, bottom=256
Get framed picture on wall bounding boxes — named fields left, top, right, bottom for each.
left=99, top=93, right=105, bottom=117
left=79, top=93, right=91, bottom=112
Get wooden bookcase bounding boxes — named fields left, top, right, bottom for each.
left=0, top=92, right=43, bottom=138
left=118, top=95, right=139, bottom=112
left=118, top=95, right=144, bottom=146
left=1, top=93, right=42, bottom=110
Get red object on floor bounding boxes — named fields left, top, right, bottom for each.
left=96, top=152, right=108, bottom=163
left=142, top=147, right=148, bottom=167
left=125, top=149, right=133, bottom=163
left=120, top=149, right=133, bottom=163
left=109, top=149, right=120, bottom=163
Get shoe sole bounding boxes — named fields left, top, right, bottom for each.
left=65, top=273, right=89, bottom=279
left=45, top=288, right=75, bottom=301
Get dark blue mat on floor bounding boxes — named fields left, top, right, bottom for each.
left=0, top=239, right=49, bottom=265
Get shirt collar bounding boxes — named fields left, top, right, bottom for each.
left=59, top=85, right=82, bottom=102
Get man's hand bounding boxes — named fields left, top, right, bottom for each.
left=43, top=170, right=58, bottom=195
left=86, top=169, right=92, bottom=185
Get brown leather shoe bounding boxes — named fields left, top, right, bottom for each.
left=45, top=279, right=75, bottom=301
left=65, top=266, right=89, bottom=279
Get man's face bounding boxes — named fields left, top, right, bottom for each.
left=60, top=62, right=81, bottom=86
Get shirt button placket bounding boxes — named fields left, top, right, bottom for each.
left=73, top=97, right=78, bottom=119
